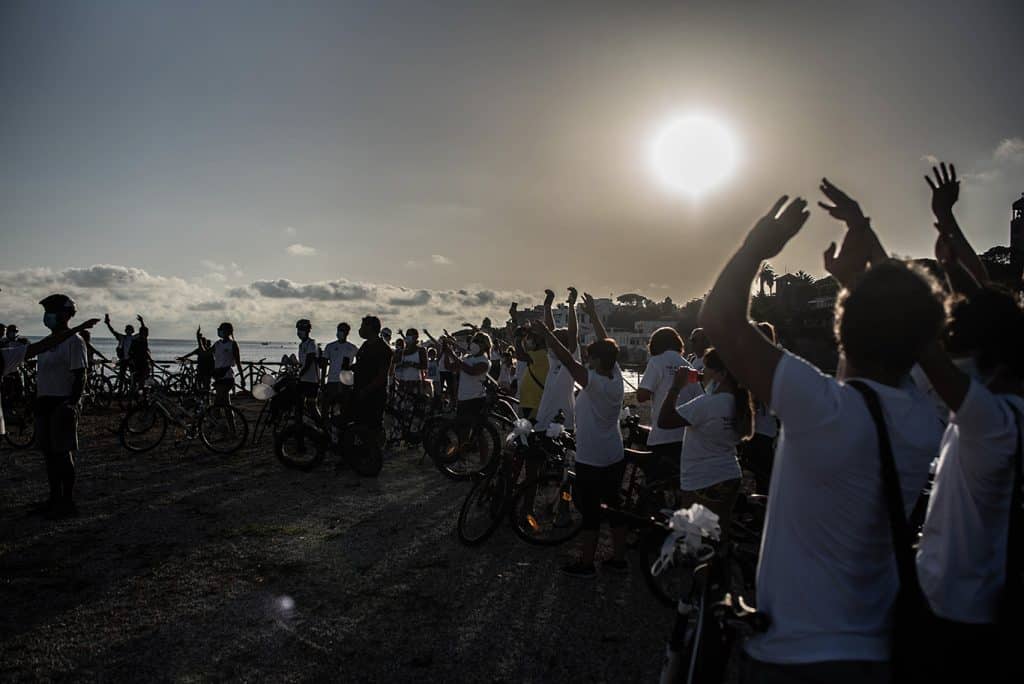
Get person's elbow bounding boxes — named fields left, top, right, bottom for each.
left=635, top=388, right=652, bottom=404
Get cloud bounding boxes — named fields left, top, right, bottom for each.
left=962, top=169, right=1003, bottom=185
left=284, top=226, right=297, bottom=236
left=286, top=243, right=317, bottom=256
left=921, top=154, right=940, bottom=165
left=431, top=254, right=453, bottom=265
left=251, top=278, right=375, bottom=301
left=387, top=289, right=432, bottom=306
left=226, top=287, right=254, bottom=298
left=188, top=300, right=227, bottom=312
left=994, top=137, right=1024, bottom=163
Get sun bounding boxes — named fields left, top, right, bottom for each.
left=649, top=113, right=740, bottom=199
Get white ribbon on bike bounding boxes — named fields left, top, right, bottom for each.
left=544, top=422, right=565, bottom=439
left=508, top=418, right=533, bottom=446
left=651, top=504, right=721, bottom=577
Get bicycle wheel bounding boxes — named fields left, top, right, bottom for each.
left=430, top=419, right=500, bottom=481
left=119, top=404, right=168, bottom=453
left=457, top=467, right=512, bottom=546
left=341, top=423, right=384, bottom=477
left=511, top=470, right=584, bottom=546
left=274, top=423, right=327, bottom=471
left=87, top=374, right=113, bottom=411
left=4, top=404, right=35, bottom=449
left=200, top=405, right=249, bottom=454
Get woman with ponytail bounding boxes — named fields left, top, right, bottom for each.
left=212, top=322, right=243, bottom=407
left=657, top=346, right=753, bottom=536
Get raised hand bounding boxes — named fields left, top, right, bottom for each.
left=672, top=365, right=693, bottom=389
left=543, top=289, right=555, bottom=305
left=508, top=302, right=518, bottom=316
left=567, top=287, right=578, bottom=305
left=529, top=319, right=550, bottom=335
left=818, top=178, right=867, bottom=228
left=582, top=292, right=597, bottom=316
left=743, top=196, right=811, bottom=259
left=823, top=239, right=869, bottom=288
left=925, top=162, right=958, bottom=221
left=104, top=313, right=111, bottom=324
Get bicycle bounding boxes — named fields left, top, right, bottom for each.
left=119, top=380, right=249, bottom=454
left=613, top=505, right=768, bottom=683
left=272, top=377, right=383, bottom=477
left=421, top=381, right=517, bottom=480
left=2, top=365, right=35, bottom=449
left=457, top=414, right=582, bottom=546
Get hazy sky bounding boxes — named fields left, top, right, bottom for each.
left=2, top=0, right=1023, bottom=339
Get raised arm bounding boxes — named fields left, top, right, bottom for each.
left=582, top=293, right=607, bottom=340
left=926, top=162, right=988, bottom=288
left=530, top=320, right=587, bottom=387
left=917, top=340, right=971, bottom=413
left=25, top=318, right=101, bottom=360
left=699, top=196, right=809, bottom=404
left=542, top=289, right=555, bottom=330
left=818, top=178, right=889, bottom=289
left=566, top=287, right=578, bottom=354
left=104, top=313, right=123, bottom=341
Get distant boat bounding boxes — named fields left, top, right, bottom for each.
left=261, top=341, right=270, bottom=346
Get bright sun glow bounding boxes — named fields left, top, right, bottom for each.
left=649, top=113, right=740, bottom=199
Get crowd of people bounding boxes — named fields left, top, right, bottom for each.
left=1, top=160, right=1022, bottom=682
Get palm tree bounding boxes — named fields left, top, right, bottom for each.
left=794, top=270, right=815, bottom=285
left=758, top=263, right=776, bottom=296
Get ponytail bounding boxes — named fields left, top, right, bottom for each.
left=703, top=347, right=754, bottom=442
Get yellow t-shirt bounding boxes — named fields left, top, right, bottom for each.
left=518, top=349, right=549, bottom=410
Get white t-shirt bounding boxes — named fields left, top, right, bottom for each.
left=676, top=392, right=742, bottom=490
left=213, top=339, right=236, bottom=380
left=744, top=352, right=942, bottom=665
left=575, top=366, right=625, bottom=467
left=119, top=334, right=133, bottom=360
left=324, top=340, right=358, bottom=383
left=640, top=350, right=700, bottom=446
left=298, top=337, right=319, bottom=383
left=917, top=381, right=1024, bottom=624
left=36, top=334, right=88, bottom=397
left=0, top=344, right=28, bottom=435
left=457, top=354, right=489, bottom=401
left=515, top=357, right=529, bottom=399
left=396, top=348, right=424, bottom=382
left=535, top=349, right=580, bottom=430
left=426, top=358, right=440, bottom=382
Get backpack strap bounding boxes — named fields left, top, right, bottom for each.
left=1004, top=403, right=1023, bottom=613
left=848, top=380, right=922, bottom=601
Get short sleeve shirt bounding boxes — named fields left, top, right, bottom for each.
left=676, top=392, right=741, bottom=490
left=640, top=350, right=700, bottom=446
left=36, top=335, right=88, bottom=397
left=324, top=340, right=358, bottom=383
left=575, top=366, right=625, bottom=467
left=298, top=338, right=319, bottom=383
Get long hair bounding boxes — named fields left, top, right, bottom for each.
left=649, top=326, right=684, bottom=356
left=703, top=347, right=754, bottom=442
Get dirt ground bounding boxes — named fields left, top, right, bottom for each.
left=0, top=397, right=674, bottom=683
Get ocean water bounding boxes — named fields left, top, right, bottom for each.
left=88, top=338, right=300, bottom=364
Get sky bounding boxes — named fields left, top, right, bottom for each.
left=2, top=0, right=1023, bottom=340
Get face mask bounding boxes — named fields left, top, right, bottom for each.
left=297, top=331, right=308, bottom=340
left=469, top=343, right=481, bottom=355
left=43, top=313, right=58, bottom=330
left=218, top=331, right=229, bottom=340
left=704, top=379, right=719, bottom=395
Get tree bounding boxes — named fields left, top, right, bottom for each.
left=758, top=263, right=776, bottom=296
left=616, top=293, right=651, bottom=308
left=980, top=245, right=1012, bottom=266
left=794, top=270, right=815, bottom=286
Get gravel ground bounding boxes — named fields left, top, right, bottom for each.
left=0, top=398, right=675, bottom=683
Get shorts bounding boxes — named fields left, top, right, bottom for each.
left=573, top=460, right=626, bottom=531
left=457, top=397, right=486, bottom=418
left=35, top=397, right=79, bottom=453
left=645, top=441, right=682, bottom=484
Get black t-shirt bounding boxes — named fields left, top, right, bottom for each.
left=354, top=338, right=391, bottom=393
left=129, top=338, right=150, bottom=374
left=197, top=349, right=215, bottom=376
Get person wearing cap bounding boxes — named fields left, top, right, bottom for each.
left=1, top=309, right=99, bottom=469
left=35, top=294, right=94, bottom=517
left=295, top=319, right=319, bottom=418
left=321, top=322, right=358, bottom=418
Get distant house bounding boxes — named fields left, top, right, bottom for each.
left=633, top=320, right=678, bottom=336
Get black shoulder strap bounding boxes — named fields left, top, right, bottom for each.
left=1004, top=403, right=1023, bottom=610
left=848, top=380, right=920, bottom=597
left=527, top=362, right=545, bottom=391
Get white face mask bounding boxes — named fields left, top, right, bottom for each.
left=43, top=313, right=59, bottom=330
left=469, top=343, right=481, bottom=355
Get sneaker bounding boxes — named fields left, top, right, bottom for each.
left=603, top=558, right=629, bottom=575
left=561, top=561, right=596, bottom=579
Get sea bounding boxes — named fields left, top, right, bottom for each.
left=87, top=338, right=299, bottom=365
